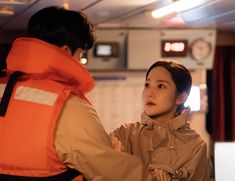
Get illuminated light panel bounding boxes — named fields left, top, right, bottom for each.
left=0, top=6, right=14, bottom=15
left=184, top=86, right=201, bottom=111
left=0, top=0, right=35, bottom=4
left=80, top=58, right=88, bottom=65
left=152, top=0, right=206, bottom=19
left=63, top=2, right=69, bottom=10
left=164, top=14, right=185, bottom=26
left=97, top=45, right=112, bottom=56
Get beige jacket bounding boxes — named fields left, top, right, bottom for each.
left=55, top=95, right=143, bottom=181
left=110, top=109, right=210, bottom=181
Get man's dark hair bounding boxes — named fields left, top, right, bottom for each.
left=27, top=6, right=96, bottom=54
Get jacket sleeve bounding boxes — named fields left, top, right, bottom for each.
left=54, top=95, right=143, bottom=181
left=110, top=124, right=130, bottom=152
left=186, top=141, right=211, bottom=181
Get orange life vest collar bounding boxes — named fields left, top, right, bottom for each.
left=6, top=37, right=94, bottom=94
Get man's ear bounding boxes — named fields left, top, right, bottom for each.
left=176, top=91, right=188, bottom=105
left=61, top=45, right=72, bottom=55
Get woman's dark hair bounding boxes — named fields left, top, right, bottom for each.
left=146, top=60, right=192, bottom=111
left=27, top=6, right=96, bottom=54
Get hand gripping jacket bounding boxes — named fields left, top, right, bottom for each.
left=0, top=38, right=94, bottom=180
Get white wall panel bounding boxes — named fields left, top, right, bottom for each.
left=127, top=29, right=161, bottom=70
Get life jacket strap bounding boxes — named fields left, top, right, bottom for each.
left=0, top=71, right=23, bottom=117
left=0, top=168, right=81, bottom=181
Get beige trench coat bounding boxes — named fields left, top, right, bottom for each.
left=110, top=109, right=210, bottom=181
left=55, top=95, right=143, bottom=181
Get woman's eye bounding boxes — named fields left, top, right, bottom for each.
left=144, top=82, right=149, bottom=88
left=158, top=84, right=165, bottom=88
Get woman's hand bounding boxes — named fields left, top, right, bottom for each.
left=110, top=135, right=124, bottom=151
left=150, top=169, right=172, bottom=181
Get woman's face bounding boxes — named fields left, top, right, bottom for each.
left=142, top=66, right=179, bottom=121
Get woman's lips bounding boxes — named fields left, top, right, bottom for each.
left=146, top=102, right=156, bottom=106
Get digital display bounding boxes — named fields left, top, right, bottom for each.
left=96, top=45, right=112, bottom=56
left=94, top=42, right=119, bottom=57
left=161, top=40, right=188, bottom=57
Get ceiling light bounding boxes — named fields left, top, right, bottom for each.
left=165, top=14, right=185, bottom=26
left=0, top=0, right=35, bottom=4
left=152, top=0, right=206, bottom=19
left=62, top=2, right=70, bottom=10
left=0, top=6, right=14, bottom=15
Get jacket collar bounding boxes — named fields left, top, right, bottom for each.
left=6, top=37, right=94, bottom=94
left=141, top=108, right=190, bottom=131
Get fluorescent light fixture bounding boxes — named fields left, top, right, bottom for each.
left=184, top=86, right=200, bottom=111
left=166, top=14, right=185, bottom=25
left=0, top=6, right=14, bottom=15
left=0, top=0, right=35, bottom=4
left=152, top=0, right=206, bottom=19
left=63, top=2, right=70, bottom=10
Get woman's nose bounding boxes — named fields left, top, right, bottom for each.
left=146, top=88, right=154, bottom=97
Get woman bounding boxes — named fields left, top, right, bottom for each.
left=110, top=60, right=210, bottom=181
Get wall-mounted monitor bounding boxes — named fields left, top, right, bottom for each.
left=93, top=42, right=119, bottom=57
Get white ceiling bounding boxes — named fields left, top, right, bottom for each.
left=0, top=0, right=235, bottom=42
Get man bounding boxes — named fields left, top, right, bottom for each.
left=0, top=6, right=143, bottom=181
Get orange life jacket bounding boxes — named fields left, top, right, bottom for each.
left=0, top=38, right=94, bottom=180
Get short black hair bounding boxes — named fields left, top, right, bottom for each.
left=27, top=6, right=96, bottom=54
